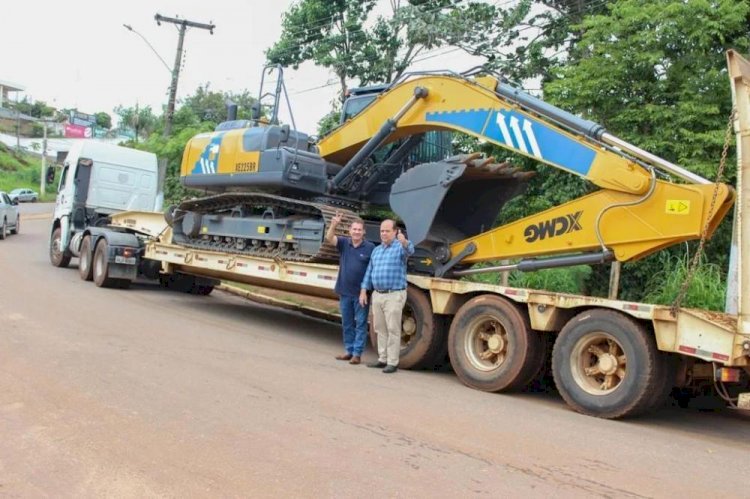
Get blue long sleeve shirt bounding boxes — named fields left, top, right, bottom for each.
left=360, top=239, right=415, bottom=291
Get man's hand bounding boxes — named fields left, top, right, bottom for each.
left=325, top=211, right=344, bottom=246
left=331, top=211, right=343, bottom=227
left=396, top=229, right=408, bottom=247
left=359, top=289, right=368, bottom=306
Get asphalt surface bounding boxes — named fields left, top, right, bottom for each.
left=1, top=208, right=749, bottom=497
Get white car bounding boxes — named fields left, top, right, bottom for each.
left=9, top=188, right=38, bottom=203
left=0, top=191, right=20, bottom=239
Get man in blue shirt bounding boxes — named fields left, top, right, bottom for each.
left=359, top=219, right=415, bottom=373
left=326, top=212, right=375, bottom=365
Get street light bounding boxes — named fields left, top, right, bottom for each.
left=122, top=24, right=172, bottom=75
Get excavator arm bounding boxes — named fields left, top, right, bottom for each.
left=317, top=73, right=734, bottom=272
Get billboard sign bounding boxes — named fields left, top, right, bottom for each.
left=64, top=123, right=92, bottom=138
left=70, top=110, right=97, bottom=125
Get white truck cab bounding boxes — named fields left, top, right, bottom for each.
left=49, top=141, right=163, bottom=270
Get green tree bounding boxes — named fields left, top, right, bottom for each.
left=15, top=98, right=55, bottom=119
left=267, top=0, right=376, bottom=101
left=266, top=0, right=531, bottom=100
left=175, top=85, right=258, bottom=129
left=95, top=112, right=112, bottom=129
left=114, top=105, right=158, bottom=143
left=540, top=0, right=750, bottom=302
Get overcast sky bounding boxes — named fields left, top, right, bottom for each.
left=2, top=0, right=485, bottom=132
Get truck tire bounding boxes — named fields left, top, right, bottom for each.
left=10, top=215, right=19, bottom=235
left=368, top=286, right=445, bottom=370
left=78, top=235, right=94, bottom=281
left=0, top=218, right=6, bottom=240
left=93, top=239, right=120, bottom=288
left=551, top=309, right=659, bottom=419
left=645, top=352, right=678, bottom=412
left=50, top=227, right=71, bottom=267
left=189, top=284, right=215, bottom=296
left=448, top=295, right=544, bottom=392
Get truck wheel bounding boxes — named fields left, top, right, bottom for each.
left=368, top=286, right=445, bottom=370
left=78, top=235, right=94, bottom=281
left=646, top=352, right=678, bottom=412
left=190, top=284, right=214, bottom=296
left=50, top=227, right=71, bottom=267
left=448, top=295, right=544, bottom=392
left=552, top=309, right=659, bottom=419
left=93, top=239, right=119, bottom=288
left=10, top=215, right=19, bottom=235
left=0, top=219, right=6, bottom=240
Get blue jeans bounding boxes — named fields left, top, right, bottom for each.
left=339, top=295, right=369, bottom=356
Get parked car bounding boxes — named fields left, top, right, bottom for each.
left=9, top=188, right=38, bottom=203
left=0, top=191, right=20, bottom=239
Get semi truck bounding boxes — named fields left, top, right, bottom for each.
left=49, top=51, right=750, bottom=419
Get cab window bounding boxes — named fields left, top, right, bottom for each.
left=58, top=165, right=70, bottom=192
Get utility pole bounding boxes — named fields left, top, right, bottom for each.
left=40, top=120, right=48, bottom=196
left=155, top=13, right=214, bottom=137
left=15, top=94, right=21, bottom=151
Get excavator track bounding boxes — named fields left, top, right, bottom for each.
left=171, top=192, right=360, bottom=263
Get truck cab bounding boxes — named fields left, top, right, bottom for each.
left=49, top=141, right=162, bottom=271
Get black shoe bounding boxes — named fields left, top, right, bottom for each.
left=367, top=361, right=387, bottom=368
left=382, top=365, right=398, bottom=374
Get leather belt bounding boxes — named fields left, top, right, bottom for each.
left=374, top=288, right=405, bottom=294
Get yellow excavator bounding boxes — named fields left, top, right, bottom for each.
left=173, top=65, right=734, bottom=276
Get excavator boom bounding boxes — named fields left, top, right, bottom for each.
left=317, top=73, right=734, bottom=271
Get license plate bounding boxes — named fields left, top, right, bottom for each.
left=115, top=256, right=136, bottom=265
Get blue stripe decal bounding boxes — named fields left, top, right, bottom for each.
left=425, top=109, right=595, bottom=176
left=191, top=132, right=226, bottom=175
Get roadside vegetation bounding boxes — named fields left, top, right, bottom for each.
left=0, top=142, right=56, bottom=201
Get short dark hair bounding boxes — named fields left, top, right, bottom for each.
left=351, top=218, right=365, bottom=229
left=382, top=218, right=397, bottom=230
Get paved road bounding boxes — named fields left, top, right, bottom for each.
left=1, top=217, right=749, bottom=497
left=17, top=201, right=54, bottom=219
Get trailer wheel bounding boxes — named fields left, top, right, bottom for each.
left=448, top=295, right=543, bottom=392
left=49, top=227, right=71, bottom=267
left=78, top=235, right=94, bottom=281
left=552, top=309, right=659, bottom=419
left=93, top=239, right=119, bottom=288
left=368, top=286, right=444, bottom=370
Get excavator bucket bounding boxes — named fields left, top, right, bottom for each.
left=389, top=154, right=533, bottom=247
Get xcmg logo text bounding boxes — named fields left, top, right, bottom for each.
left=524, top=211, right=583, bottom=243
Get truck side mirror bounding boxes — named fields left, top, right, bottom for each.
left=251, top=102, right=262, bottom=121
left=46, top=165, right=55, bottom=184
left=279, top=124, right=290, bottom=144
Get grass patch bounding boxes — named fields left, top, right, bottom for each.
left=643, top=253, right=726, bottom=311
left=462, top=262, right=592, bottom=295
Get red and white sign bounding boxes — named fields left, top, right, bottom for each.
left=64, top=123, right=92, bottom=138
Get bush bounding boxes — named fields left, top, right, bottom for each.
left=643, top=253, right=726, bottom=311
left=462, top=262, right=592, bottom=295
